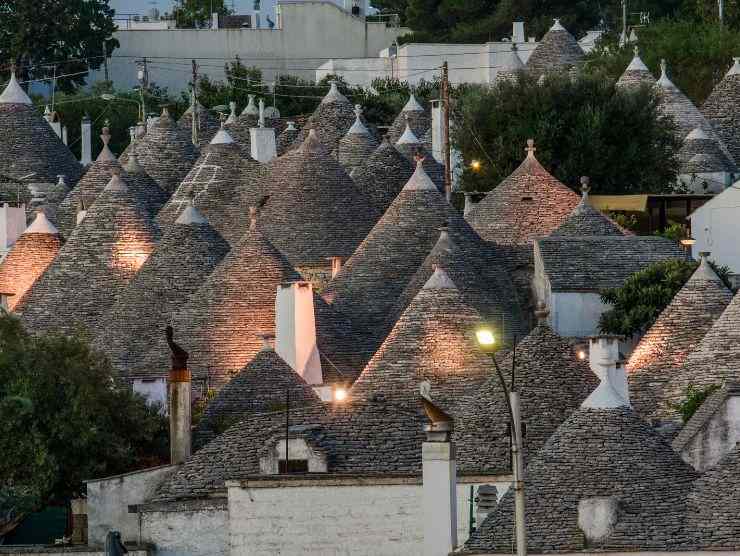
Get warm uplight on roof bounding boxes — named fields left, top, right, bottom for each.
left=333, top=387, right=348, bottom=402
left=577, top=349, right=587, bottom=360
left=471, top=160, right=482, bottom=172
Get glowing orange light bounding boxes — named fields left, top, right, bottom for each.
left=577, top=349, right=587, bottom=360
left=471, top=160, right=482, bottom=171
left=334, top=387, right=348, bottom=402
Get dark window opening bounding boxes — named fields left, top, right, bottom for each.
left=521, top=196, right=533, bottom=201
left=279, top=459, right=309, bottom=474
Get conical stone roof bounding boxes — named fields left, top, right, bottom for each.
left=550, top=181, right=627, bottom=237
left=466, top=139, right=580, bottom=245
left=335, top=105, right=379, bottom=175
left=663, top=286, right=740, bottom=418
left=388, top=94, right=431, bottom=144
left=93, top=203, right=230, bottom=376
left=55, top=127, right=122, bottom=236
left=701, top=57, right=740, bottom=163
left=135, top=217, right=301, bottom=389
left=259, top=129, right=380, bottom=267
left=350, top=136, right=414, bottom=214
left=177, top=100, right=220, bottom=148
left=121, top=149, right=170, bottom=218
left=525, top=19, right=585, bottom=77
left=628, top=255, right=733, bottom=422
left=616, top=47, right=657, bottom=90
left=454, top=315, right=598, bottom=474
left=464, top=406, right=698, bottom=553
left=132, top=107, right=199, bottom=194
left=193, top=342, right=321, bottom=449
left=324, top=161, right=487, bottom=351
left=156, top=125, right=266, bottom=245
left=0, top=71, right=82, bottom=184
left=293, top=81, right=357, bottom=152
left=683, top=445, right=740, bottom=549
left=678, top=127, right=738, bottom=174
left=276, top=121, right=300, bottom=156
left=394, top=123, right=445, bottom=192
left=656, top=59, right=709, bottom=141
left=0, top=211, right=62, bottom=311
left=18, top=172, right=160, bottom=336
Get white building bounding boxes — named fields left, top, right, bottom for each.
left=689, top=183, right=740, bottom=276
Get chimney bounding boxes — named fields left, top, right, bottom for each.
left=80, top=114, right=92, bottom=166
left=250, top=125, right=277, bottom=163
left=166, top=326, right=191, bottom=464
left=328, top=256, right=343, bottom=278
left=512, top=21, right=525, bottom=43
left=583, top=336, right=630, bottom=409
left=0, top=202, right=27, bottom=253
left=62, top=125, right=68, bottom=145
left=421, top=390, right=457, bottom=555
left=463, top=192, right=475, bottom=217
left=76, top=199, right=87, bottom=226
left=226, top=101, right=238, bottom=124
left=430, top=99, right=444, bottom=164
left=275, top=281, right=323, bottom=385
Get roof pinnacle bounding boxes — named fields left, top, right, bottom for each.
left=249, top=206, right=258, bottom=230
left=534, top=302, right=550, bottom=322
left=525, top=139, right=536, bottom=158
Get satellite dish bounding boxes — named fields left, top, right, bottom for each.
left=264, top=106, right=280, bottom=119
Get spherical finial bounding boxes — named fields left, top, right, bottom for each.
left=580, top=176, right=591, bottom=194
left=633, top=45, right=639, bottom=57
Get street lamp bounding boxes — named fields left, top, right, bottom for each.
left=475, top=325, right=527, bottom=556
left=680, top=236, right=696, bottom=262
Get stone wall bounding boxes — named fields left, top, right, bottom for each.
left=85, top=465, right=178, bottom=547
left=226, top=476, right=510, bottom=555
left=0, top=548, right=150, bottom=555
left=679, top=395, right=740, bottom=472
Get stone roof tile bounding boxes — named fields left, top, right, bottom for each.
left=525, top=19, right=585, bottom=77
left=702, top=57, right=740, bottom=163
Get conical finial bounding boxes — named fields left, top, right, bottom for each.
left=125, top=149, right=143, bottom=173
left=286, top=121, right=297, bottom=131
left=534, top=302, right=550, bottom=323
left=160, top=106, right=171, bottom=120
left=633, top=45, right=640, bottom=58
left=56, top=175, right=66, bottom=188
left=525, top=139, right=536, bottom=158
left=249, top=206, right=258, bottom=230
left=354, top=104, right=362, bottom=119
left=101, top=126, right=111, bottom=145
left=257, top=330, right=275, bottom=350
left=414, top=151, right=426, bottom=165
left=660, top=58, right=667, bottom=77
left=580, top=176, right=591, bottom=199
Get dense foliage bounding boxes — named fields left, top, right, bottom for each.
left=172, top=0, right=231, bottom=29
left=0, top=314, right=168, bottom=538
left=585, top=19, right=740, bottom=104
left=0, top=0, right=118, bottom=92
left=599, top=259, right=733, bottom=337
left=452, top=72, right=680, bottom=194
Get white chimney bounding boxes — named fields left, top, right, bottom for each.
left=80, top=115, right=92, bottom=165
left=588, top=336, right=621, bottom=381
left=463, top=193, right=474, bottom=216
left=422, top=409, right=457, bottom=555
left=62, top=125, right=68, bottom=145
left=512, top=21, right=525, bottom=43
left=583, top=336, right=630, bottom=409
left=275, top=281, right=323, bottom=385
left=0, top=202, right=27, bottom=254
left=211, top=12, right=219, bottom=29
left=328, top=256, right=343, bottom=278
left=430, top=99, right=444, bottom=164
left=76, top=199, right=87, bottom=226
left=250, top=126, right=277, bottom=163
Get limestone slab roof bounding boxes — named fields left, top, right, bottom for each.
left=258, top=130, right=380, bottom=267
left=387, top=96, right=431, bottom=144
left=682, top=444, right=740, bottom=549
left=323, top=162, right=491, bottom=352
left=656, top=60, right=711, bottom=141
left=678, top=127, right=738, bottom=174
left=276, top=122, right=301, bottom=156
left=701, top=58, right=740, bottom=163
left=535, top=236, right=685, bottom=292
left=121, top=152, right=170, bottom=218
left=92, top=206, right=230, bottom=377
left=465, top=141, right=580, bottom=246
left=177, top=103, right=220, bottom=148
left=663, top=288, right=740, bottom=413
left=616, top=48, right=657, bottom=90
left=0, top=91, right=82, bottom=185
left=291, top=83, right=359, bottom=153
left=131, top=108, right=199, bottom=194
left=671, top=384, right=732, bottom=452
left=627, top=258, right=733, bottom=422
left=525, top=19, right=585, bottom=77
left=394, top=128, right=445, bottom=193
left=0, top=213, right=62, bottom=311
left=155, top=137, right=267, bottom=246
left=463, top=407, right=699, bottom=554
left=549, top=189, right=627, bottom=237
left=193, top=346, right=321, bottom=450
left=335, top=109, right=379, bottom=175
left=17, top=174, right=160, bottom=336
left=350, top=136, right=415, bottom=214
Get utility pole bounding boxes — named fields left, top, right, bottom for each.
left=441, top=61, right=452, bottom=203
left=191, top=59, right=199, bottom=146
left=622, top=0, right=627, bottom=43
left=719, top=0, right=724, bottom=26
left=102, top=41, right=109, bottom=82
left=136, top=57, right=149, bottom=121
left=510, top=389, right=527, bottom=556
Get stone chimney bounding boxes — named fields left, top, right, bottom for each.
left=463, top=192, right=475, bottom=217
left=166, top=326, right=191, bottom=464
left=583, top=336, right=630, bottom=409
left=80, top=114, right=92, bottom=166
left=421, top=387, right=457, bottom=556
left=275, top=281, right=323, bottom=385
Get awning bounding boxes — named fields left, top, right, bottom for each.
left=588, top=194, right=649, bottom=212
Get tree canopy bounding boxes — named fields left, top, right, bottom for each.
left=453, top=72, right=680, bottom=195
left=0, top=314, right=167, bottom=538
left=172, top=0, right=231, bottom=29
left=0, top=0, right=118, bottom=92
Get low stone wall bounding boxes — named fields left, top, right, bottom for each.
left=0, top=545, right=151, bottom=555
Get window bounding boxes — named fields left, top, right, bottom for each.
left=279, top=459, right=309, bottom=474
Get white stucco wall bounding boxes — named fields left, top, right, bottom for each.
left=226, top=477, right=509, bottom=556
left=550, top=291, right=607, bottom=338
left=679, top=395, right=740, bottom=472
left=85, top=465, right=178, bottom=547
left=690, top=186, right=740, bottom=275
left=96, top=2, right=407, bottom=93
left=141, top=500, right=229, bottom=556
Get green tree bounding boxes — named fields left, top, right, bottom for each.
left=598, top=259, right=733, bottom=336
left=0, top=0, right=118, bottom=93
left=0, top=313, right=168, bottom=538
left=669, top=383, right=721, bottom=422
left=584, top=19, right=740, bottom=105
left=453, top=72, right=680, bottom=194
left=173, top=0, right=231, bottom=28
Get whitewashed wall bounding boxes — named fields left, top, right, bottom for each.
left=141, top=499, right=229, bottom=556
left=85, top=465, right=178, bottom=547
left=690, top=186, right=740, bottom=275
left=226, top=477, right=509, bottom=556
left=679, top=394, right=740, bottom=472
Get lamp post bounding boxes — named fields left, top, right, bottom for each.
left=475, top=326, right=527, bottom=556
left=680, top=236, right=696, bottom=262
left=100, top=93, right=144, bottom=122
